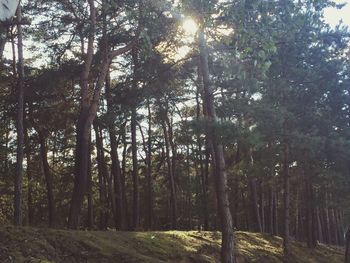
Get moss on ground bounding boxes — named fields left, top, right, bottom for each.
left=0, top=226, right=344, bottom=262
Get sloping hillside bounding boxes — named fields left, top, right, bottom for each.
left=0, top=226, right=344, bottom=263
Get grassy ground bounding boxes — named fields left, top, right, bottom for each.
left=0, top=226, right=344, bottom=262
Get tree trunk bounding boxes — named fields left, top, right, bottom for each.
left=145, top=100, right=153, bottom=230
left=337, top=210, right=345, bottom=246
left=68, top=0, right=137, bottom=228
left=283, top=140, right=291, bottom=255
left=305, top=171, right=316, bottom=248
left=161, top=113, right=177, bottom=229
left=131, top=47, right=140, bottom=230
left=195, top=82, right=209, bottom=230
left=273, top=191, right=279, bottom=236
left=324, top=194, right=331, bottom=244
left=105, top=73, right=125, bottom=230
left=68, top=0, right=96, bottom=229
left=250, top=178, right=262, bottom=233
left=330, top=208, right=339, bottom=245
left=109, top=126, right=124, bottom=230
left=269, top=189, right=274, bottom=235
left=203, top=141, right=211, bottom=229
left=345, top=228, right=350, bottom=263
left=295, top=188, right=299, bottom=239
left=14, top=4, right=25, bottom=226
left=121, top=127, right=130, bottom=229
left=198, top=23, right=234, bottom=262
left=87, top=138, right=93, bottom=230
left=38, top=131, right=55, bottom=227
left=260, top=185, right=265, bottom=233
left=94, top=121, right=112, bottom=230
left=131, top=106, right=139, bottom=230
left=24, top=132, right=34, bottom=225
left=69, top=111, right=91, bottom=229
left=316, top=207, right=323, bottom=243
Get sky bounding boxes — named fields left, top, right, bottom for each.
left=323, top=0, right=350, bottom=28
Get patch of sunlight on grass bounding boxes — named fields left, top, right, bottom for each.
left=0, top=227, right=345, bottom=263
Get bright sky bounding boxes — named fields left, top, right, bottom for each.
left=323, top=0, right=350, bottom=28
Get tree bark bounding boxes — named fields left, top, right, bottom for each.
left=198, top=22, right=234, bottom=262
left=330, top=208, right=339, bottom=245
left=131, top=106, right=139, bottom=230
left=94, top=121, right=111, bottom=230
left=260, top=185, right=265, bottom=233
left=109, top=126, right=125, bottom=230
left=14, top=4, right=25, bottom=226
left=161, top=109, right=177, bottom=229
left=131, top=48, right=140, bottom=230
left=269, top=189, right=274, bottom=235
left=68, top=0, right=139, bottom=228
left=68, top=0, right=96, bottom=229
left=305, top=170, right=317, bottom=248
left=121, top=127, right=130, bottom=229
left=87, top=137, right=93, bottom=230
left=273, top=191, right=279, bottom=236
left=324, top=193, right=331, bottom=244
left=145, top=99, right=153, bottom=230
left=250, top=178, right=262, bottom=233
left=38, top=131, right=55, bottom=227
left=24, top=132, right=34, bottom=225
left=283, top=140, right=291, bottom=255
left=105, top=73, right=125, bottom=230
left=316, top=207, right=323, bottom=243
left=346, top=228, right=350, bottom=263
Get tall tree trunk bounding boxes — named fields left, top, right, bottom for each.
left=109, top=125, right=124, bottom=230
left=87, top=138, right=93, bottom=230
left=161, top=113, right=177, bottom=229
left=68, top=0, right=137, bottom=228
left=305, top=170, right=316, bottom=248
left=269, top=189, right=274, bottom=234
left=316, top=207, right=323, bottom=243
left=337, top=210, right=345, bottom=246
left=68, top=0, right=96, bottom=229
left=131, top=48, right=140, bottom=230
left=38, top=131, right=55, bottom=227
left=203, top=140, right=211, bottom=229
left=250, top=178, right=262, bottom=233
left=145, top=100, right=153, bottom=230
left=196, top=80, right=209, bottom=230
left=283, top=140, right=291, bottom=255
left=121, top=127, right=130, bottom=229
left=330, top=208, right=339, bottom=245
left=273, top=191, right=279, bottom=236
left=24, top=132, right=34, bottom=225
left=345, top=228, right=350, bottom=263
left=94, top=121, right=108, bottom=230
left=260, top=185, right=265, bottom=233
left=14, top=4, right=25, bottom=226
left=69, top=111, right=91, bottom=228
left=198, top=22, right=234, bottom=262
left=324, top=193, right=331, bottom=244
left=131, top=107, right=139, bottom=230
left=186, top=145, right=193, bottom=230
left=105, top=73, right=125, bottom=230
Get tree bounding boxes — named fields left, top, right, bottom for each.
left=197, top=13, right=234, bottom=263
left=68, top=0, right=141, bottom=229
left=14, top=3, right=25, bottom=226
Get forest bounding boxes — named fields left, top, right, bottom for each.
left=0, top=0, right=350, bottom=262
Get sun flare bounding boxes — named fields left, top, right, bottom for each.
left=182, top=18, right=198, bottom=36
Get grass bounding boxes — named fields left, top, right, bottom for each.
left=0, top=226, right=344, bottom=262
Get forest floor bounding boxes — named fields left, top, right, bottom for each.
left=0, top=226, right=344, bottom=263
